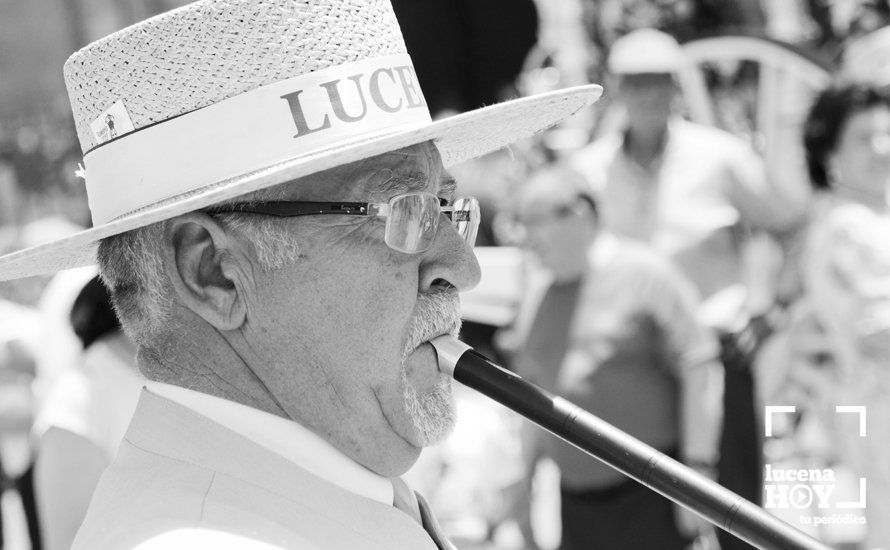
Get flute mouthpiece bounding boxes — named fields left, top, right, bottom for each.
left=429, top=336, right=472, bottom=377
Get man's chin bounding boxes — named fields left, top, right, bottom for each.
left=406, top=416, right=456, bottom=448
left=402, top=376, right=457, bottom=447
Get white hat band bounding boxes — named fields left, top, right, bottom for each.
left=82, top=54, right=430, bottom=225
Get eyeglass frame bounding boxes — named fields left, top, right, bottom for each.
left=204, top=191, right=480, bottom=254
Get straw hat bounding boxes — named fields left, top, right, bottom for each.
left=0, top=0, right=601, bottom=281
left=608, top=28, right=685, bottom=75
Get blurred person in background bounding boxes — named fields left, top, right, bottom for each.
left=0, top=224, right=84, bottom=550
left=570, top=30, right=808, bottom=550
left=34, top=275, right=142, bottom=550
left=0, top=222, right=93, bottom=550
left=0, top=291, right=45, bottom=550
left=509, top=164, right=723, bottom=550
left=571, top=28, right=805, bottom=307
left=783, top=80, right=890, bottom=548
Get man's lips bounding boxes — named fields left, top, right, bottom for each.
left=415, top=341, right=436, bottom=360
left=407, top=340, right=445, bottom=376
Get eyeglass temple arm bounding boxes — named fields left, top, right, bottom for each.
left=205, top=201, right=374, bottom=217
left=205, top=199, right=472, bottom=220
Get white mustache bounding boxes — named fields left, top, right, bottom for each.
left=402, top=290, right=462, bottom=362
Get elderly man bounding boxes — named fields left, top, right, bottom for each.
left=0, top=0, right=600, bottom=548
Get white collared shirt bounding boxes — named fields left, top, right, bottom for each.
left=145, top=382, right=394, bottom=506
left=571, top=117, right=803, bottom=300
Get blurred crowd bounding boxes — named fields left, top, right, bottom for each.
left=0, top=1, right=889, bottom=550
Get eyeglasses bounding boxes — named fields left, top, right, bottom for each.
left=206, top=192, right=480, bottom=254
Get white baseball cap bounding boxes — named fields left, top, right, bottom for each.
left=607, top=28, right=685, bottom=75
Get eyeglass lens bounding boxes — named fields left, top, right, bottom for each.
left=384, top=194, right=479, bottom=253
left=452, top=197, right=480, bottom=246
left=386, top=194, right=440, bottom=253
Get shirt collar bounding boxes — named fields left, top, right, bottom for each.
left=145, top=381, right=394, bottom=506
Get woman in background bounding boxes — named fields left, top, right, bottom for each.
left=781, top=81, right=890, bottom=548
left=33, top=276, right=143, bottom=550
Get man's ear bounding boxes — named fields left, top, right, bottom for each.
left=164, top=213, right=252, bottom=331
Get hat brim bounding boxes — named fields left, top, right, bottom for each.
left=0, top=85, right=602, bottom=281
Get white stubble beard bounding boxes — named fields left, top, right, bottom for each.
left=400, top=364, right=456, bottom=447
left=399, top=289, right=462, bottom=446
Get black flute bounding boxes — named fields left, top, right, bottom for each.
left=430, top=337, right=832, bottom=550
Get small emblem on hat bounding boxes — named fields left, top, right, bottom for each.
left=90, top=99, right=136, bottom=145
left=105, top=114, right=117, bottom=138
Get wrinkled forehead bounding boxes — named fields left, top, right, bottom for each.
left=285, top=141, right=454, bottom=201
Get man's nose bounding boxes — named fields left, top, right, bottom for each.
left=418, top=220, right=481, bottom=293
